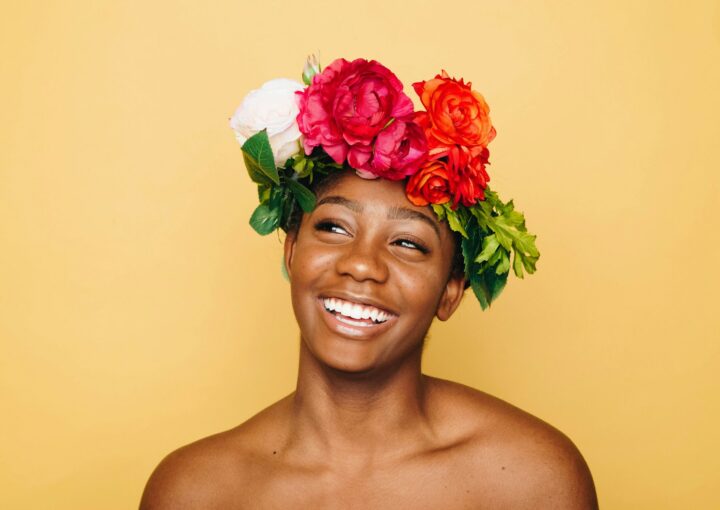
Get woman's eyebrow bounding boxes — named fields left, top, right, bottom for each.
left=316, top=196, right=364, bottom=213
left=387, top=206, right=440, bottom=239
left=316, top=196, right=441, bottom=239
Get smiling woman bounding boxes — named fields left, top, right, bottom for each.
left=286, top=173, right=464, bottom=375
left=139, top=56, right=598, bottom=509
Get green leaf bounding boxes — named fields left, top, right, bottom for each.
left=512, top=251, right=525, bottom=278
left=444, top=206, right=468, bottom=238
left=292, top=156, right=307, bottom=174
left=249, top=202, right=280, bottom=235
left=243, top=152, right=273, bottom=186
left=286, top=178, right=316, bottom=212
left=461, top=229, right=481, bottom=276
left=519, top=250, right=538, bottom=274
left=280, top=188, right=295, bottom=231
left=301, top=160, right=316, bottom=180
left=431, top=204, right=447, bottom=221
left=470, top=267, right=508, bottom=310
left=469, top=274, right=490, bottom=310
left=257, top=185, right=271, bottom=203
left=291, top=144, right=315, bottom=179
left=488, top=215, right=515, bottom=251
left=485, top=270, right=508, bottom=302
left=507, top=210, right=527, bottom=231
left=241, top=130, right=279, bottom=185
left=486, top=245, right=504, bottom=267
left=475, top=234, right=499, bottom=264
left=495, top=249, right=511, bottom=275
left=514, top=231, right=540, bottom=258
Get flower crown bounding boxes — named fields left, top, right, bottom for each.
left=230, top=55, right=539, bottom=309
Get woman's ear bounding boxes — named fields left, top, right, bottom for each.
left=283, top=230, right=298, bottom=281
left=436, top=273, right=466, bottom=321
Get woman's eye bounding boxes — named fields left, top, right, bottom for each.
left=314, top=221, right=348, bottom=235
left=393, top=238, right=429, bottom=254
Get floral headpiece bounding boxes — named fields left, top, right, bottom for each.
left=230, top=55, right=539, bottom=309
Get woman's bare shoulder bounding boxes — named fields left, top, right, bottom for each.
left=426, top=376, right=598, bottom=509
left=139, top=394, right=293, bottom=510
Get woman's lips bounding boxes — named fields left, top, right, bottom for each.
left=321, top=296, right=394, bottom=324
left=317, top=296, right=397, bottom=338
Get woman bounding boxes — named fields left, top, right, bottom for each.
left=140, top=57, right=598, bottom=509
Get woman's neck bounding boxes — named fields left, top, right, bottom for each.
left=288, top=340, right=433, bottom=465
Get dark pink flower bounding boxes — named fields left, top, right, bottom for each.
left=296, top=58, right=415, bottom=165
left=349, top=118, right=427, bottom=180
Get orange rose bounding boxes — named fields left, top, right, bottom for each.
left=413, top=71, right=496, bottom=149
left=406, top=159, right=452, bottom=206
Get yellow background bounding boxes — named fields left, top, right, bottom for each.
left=1, top=1, right=718, bottom=508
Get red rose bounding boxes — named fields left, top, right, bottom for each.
left=349, top=118, right=427, bottom=180
left=296, top=58, right=415, bottom=164
left=406, top=159, right=452, bottom=206
left=413, top=70, right=496, bottom=150
left=446, top=146, right=490, bottom=207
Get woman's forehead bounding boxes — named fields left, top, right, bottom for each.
left=311, top=172, right=452, bottom=239
left=315, top=171, right=418, bottom=210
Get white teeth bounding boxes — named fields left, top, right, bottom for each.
left=336, top=315, right=373, bottom=328
left=322, top=297, right=391, bottom=323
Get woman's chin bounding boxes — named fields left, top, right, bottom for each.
left=309, top=338, right=384, bottom=375
left=301, top=333, right=423, bottom=377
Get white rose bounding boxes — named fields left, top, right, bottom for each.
left=230, top=78, right=305, bottom=167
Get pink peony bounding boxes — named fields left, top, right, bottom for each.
left=349, top=118, right=427, bottom=180
left=296, top=58, right=415, bottom=165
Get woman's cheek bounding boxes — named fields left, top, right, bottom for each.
left=294, top=240, right=338, bottom=281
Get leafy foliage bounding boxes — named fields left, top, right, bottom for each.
left=441, top=189, right=540, bottom=309
left=286, top=177, right=316, bottom=212
left=242, top=133, right=349, bottom=235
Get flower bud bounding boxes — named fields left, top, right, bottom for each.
left=302, top=53, right=321, bottom=85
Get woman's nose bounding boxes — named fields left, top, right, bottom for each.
left=335, top=236, right=389, bottom=284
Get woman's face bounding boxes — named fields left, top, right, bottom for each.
left=284, top=172, right=465, bottom=374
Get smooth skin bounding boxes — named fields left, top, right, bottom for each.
left=140, top=173, right=598, bottom=509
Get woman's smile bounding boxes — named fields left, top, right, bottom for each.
left=284, top=171, right=464, bottom=373
left=317, top=295, right=399, bottom=339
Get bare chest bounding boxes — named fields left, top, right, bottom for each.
left=229, top=457, right=500, bottom=510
